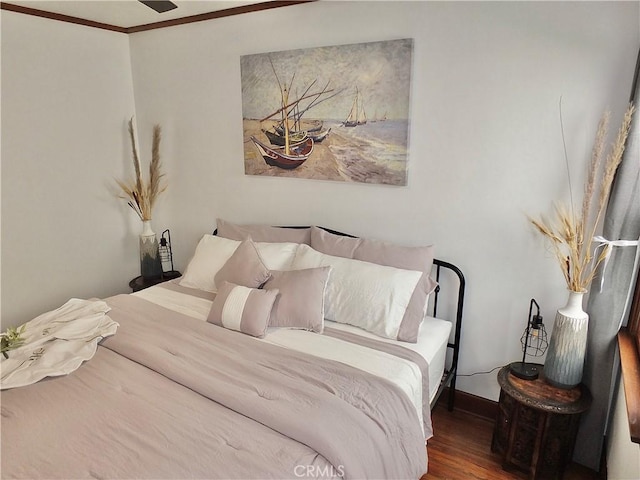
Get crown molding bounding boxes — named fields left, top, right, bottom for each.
left=127, top=1, right=314, bottom=33
left=1, top=1, right=316, bottom=34
left=1, top=2, right=128, bottom=33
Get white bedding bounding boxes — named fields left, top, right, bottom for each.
left=0, top=299, right=118, bottom=390
left=134, top=281, right=452, bottom=436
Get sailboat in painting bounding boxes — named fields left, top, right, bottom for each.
left=251, top=83, right=314, bottom=170
left=343, top=87, right=367, bottom=127
left=273, top=96, right=332, bottom=142
left=250, top=135, right=314, bottom=169
left=261, top=128, right=307, bottom=147
left=273, top=121, right=331, bottom=143
left=371, top=110, right=387, bottom=123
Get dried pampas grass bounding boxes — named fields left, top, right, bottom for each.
left=115, top=118, right=167, bottom=221
left=530, top=103, right=635, bottom=293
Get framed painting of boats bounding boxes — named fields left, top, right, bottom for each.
left=240, top=39, right=413, bottom=186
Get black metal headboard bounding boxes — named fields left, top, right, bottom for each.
left=213, top=225, right=465, bottom=411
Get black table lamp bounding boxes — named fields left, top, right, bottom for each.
left=510, top=298, right=548, bottom=380
left=159, top=229, right=175, bottom=274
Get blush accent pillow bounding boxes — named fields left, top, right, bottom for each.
left=214, top=237, right=271, bottom=289
left=292, top=245, right=423, bottom=342
left=207, top=282, right=278, bottom=338
left=179, top=235, right=241, bottom=293
left=263, top=266, right=331, bottom=333
left=217, top=218, right=311, bottom=244
left=310, top=226, right=361, bottom=258
left=354, top=238, right=437, bottom=342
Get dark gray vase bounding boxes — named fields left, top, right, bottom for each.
left=140, top=220, right=163, bottom=280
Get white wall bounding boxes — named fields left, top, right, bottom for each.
left=607, top=378, right=640, bottom=479
left=127, top=1, right=639, bottom=400
left=1, top=11, right=139, bottom=329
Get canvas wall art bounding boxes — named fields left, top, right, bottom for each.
left=240, top=39, right=413, bottom=186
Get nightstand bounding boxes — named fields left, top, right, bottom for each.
left=129, top=270, right=181, bottom=292
left=491, top=363, right=592, bottom=480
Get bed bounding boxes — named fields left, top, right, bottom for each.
left=1, top=223, right=465, bottom=479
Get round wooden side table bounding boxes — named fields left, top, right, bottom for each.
left=491, top=363, right=592, bottom=480
left=129, top=270, right=181, bottom=292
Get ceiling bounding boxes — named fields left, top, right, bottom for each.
left=3, top=1, right=276, bottom=29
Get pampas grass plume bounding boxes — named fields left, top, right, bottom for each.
left=115, top=118, right=167, bottom=221
left=530, top=103, right=635, bottom=292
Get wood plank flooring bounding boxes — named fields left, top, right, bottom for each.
left=423, top=404, right=600, bottom=480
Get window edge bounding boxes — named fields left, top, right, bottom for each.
left=618, top=328, right=640, bottom=444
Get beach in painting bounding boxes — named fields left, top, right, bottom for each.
left=243, top=119, right=409, bottom=186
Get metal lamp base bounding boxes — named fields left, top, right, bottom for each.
left=510, top=362, right=541, bottom=380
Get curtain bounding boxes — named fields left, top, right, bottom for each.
left=573, top=48, right=640, bottom=470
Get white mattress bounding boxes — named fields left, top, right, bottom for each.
left=133, top=283, right=452, bottom=433
left=321, top=317, right=451, bottom=403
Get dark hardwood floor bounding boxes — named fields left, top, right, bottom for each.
left=423, top=404, right=600, bottom=480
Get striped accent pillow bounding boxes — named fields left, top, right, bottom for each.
left=207, top=281, right=279, bottom=338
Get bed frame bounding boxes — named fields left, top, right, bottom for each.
left=213, top=226, right=466, bottom=412
left=430, top=257, right=466, bottom=411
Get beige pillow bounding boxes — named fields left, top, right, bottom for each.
left=214, top=237, right=271, bottom=288
left=310, top=226, right=361, bottom=258
left=354, top=238, right=437, bottom=342
left=217, top=218, right=311, bottom=244
left=207, top=282, right=278, bottom=338
left=354, top=237, right=435, bottom=276
left=263, top=267, right=331, bottom=333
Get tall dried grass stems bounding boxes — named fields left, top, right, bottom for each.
left=530, top=103, right=635, bottom=293
left=115, top=118, right=167, bottom=221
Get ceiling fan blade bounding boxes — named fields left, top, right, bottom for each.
left=139, top=1, right=178, bottom=14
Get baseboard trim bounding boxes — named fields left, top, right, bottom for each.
left=439, top=387, right=498, bottom=420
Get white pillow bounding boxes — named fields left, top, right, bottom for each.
left=256, top=242, right=299, bottom=270
left=292, top=244, right=422, bottom=341
left=179, top=235, right=300, bottom=293
left=179, top=235, right=240, bottom=292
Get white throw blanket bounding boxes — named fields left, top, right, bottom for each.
left=0, top=298, right=117, bottom=390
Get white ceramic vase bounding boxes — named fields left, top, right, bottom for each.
left=543, top=290, right=589, bottom=389
left=139, top=220, right=163, bottom=280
